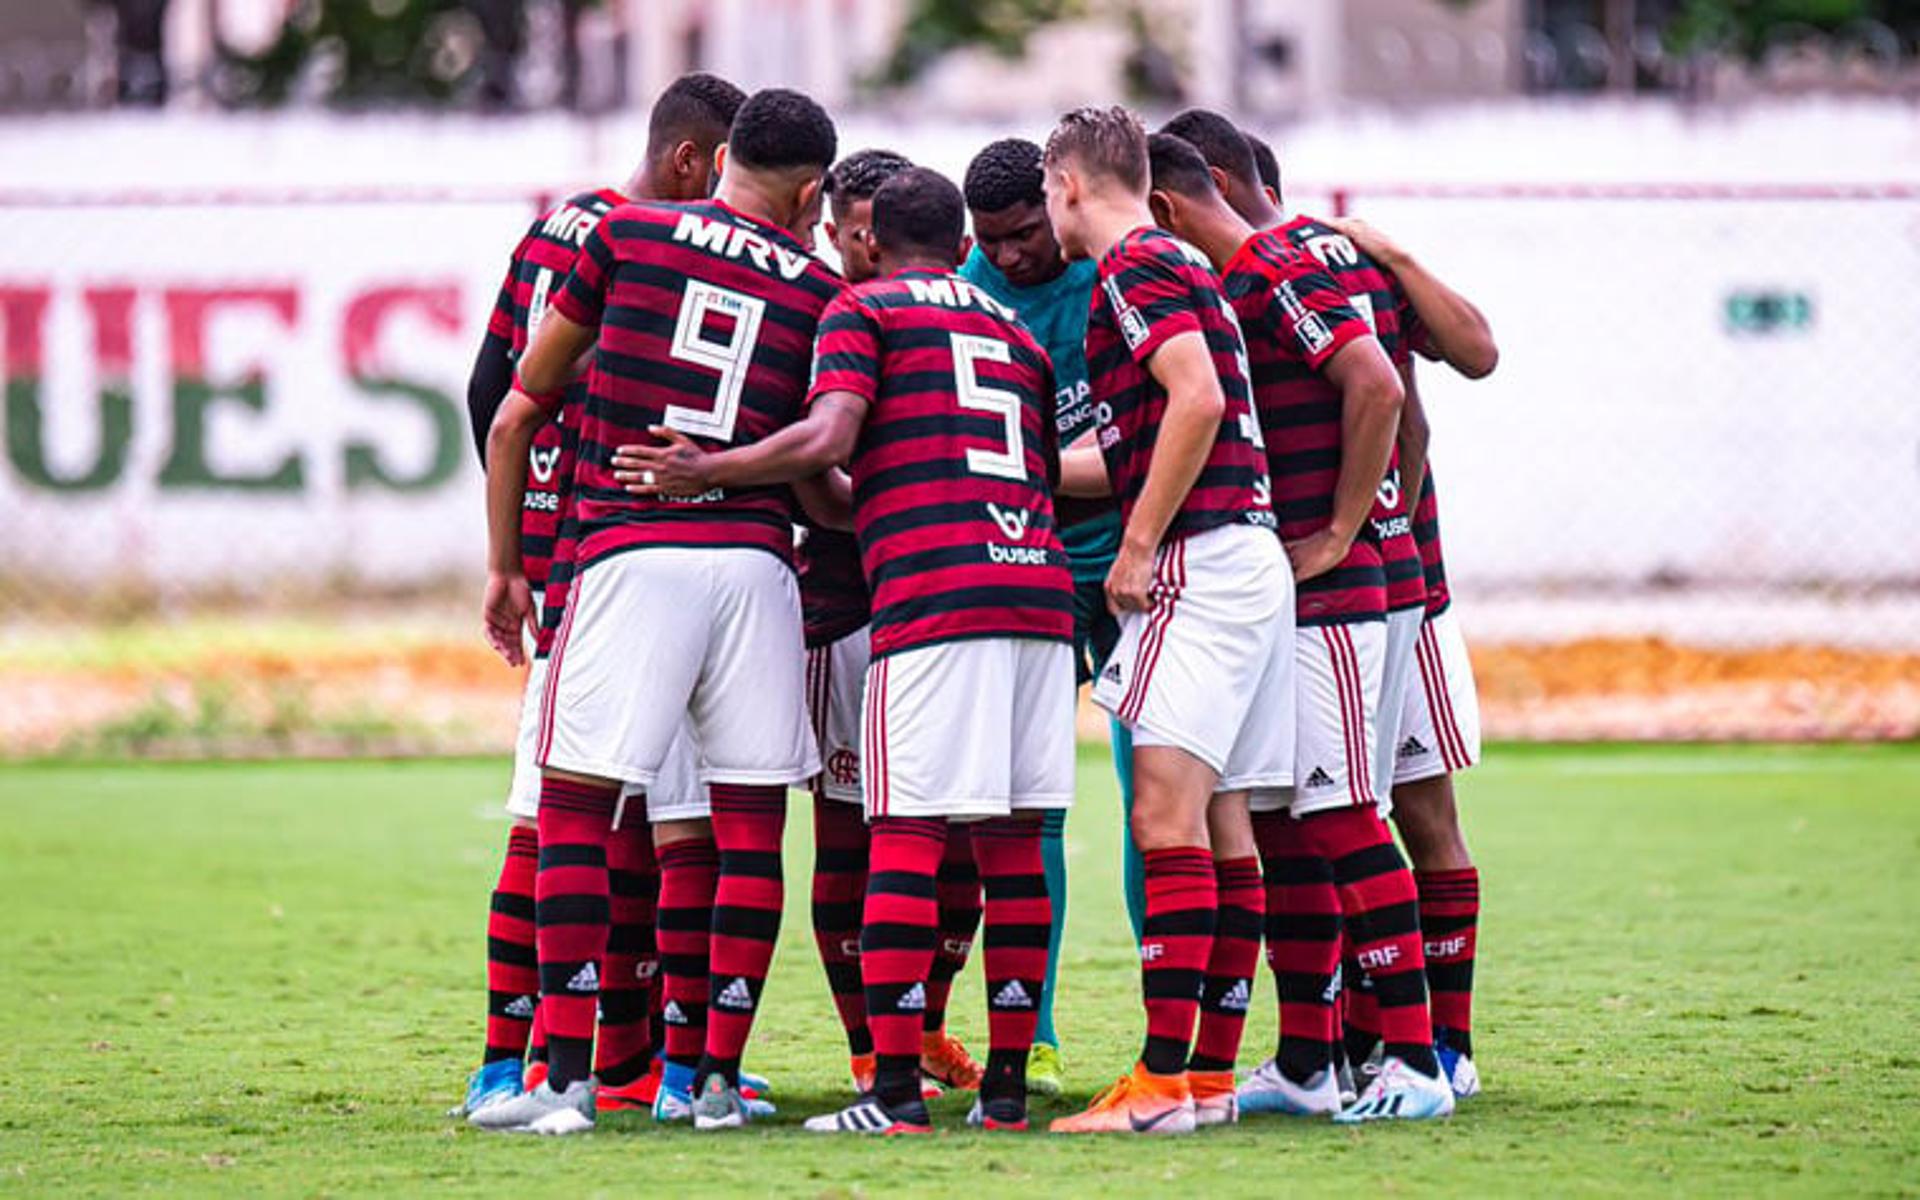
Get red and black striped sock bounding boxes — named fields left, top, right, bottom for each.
left=534, top=776, right=619, bottom=1091
left=595, top=818, right=659, bottom=1087
left=656, top=835, right=717, bottom=1072
left=1342, top=941, right=1383, bottom=1065
left=1189, top=855, right=1262, bottom=1073
left=862, top=816, right=947, bottom=1110
left=972, top=817, right=1050, bottom=1103
left=1417, top=867, right=1479, bottom=1056
left=1300, top=807, right=1437, bottom=1076
left=528, top=1003, right=547, bottom=1068
left=1254, top=812, right=1342, bottom=1085
left=1139, top=845, right=1216, bottom=1076
left=812, top=795, right=872, bottom=1057
left=483, top=825, right=540, bottom=1065
left=700, top=784, right=786, bottom=1089
left=925, top=823, right=981, bottom=1035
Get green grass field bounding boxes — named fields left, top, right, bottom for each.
left=3, top=744, right=1917, bottom=1196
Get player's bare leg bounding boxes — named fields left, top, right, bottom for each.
left=1052, top=745, right=1213, bottom=1135
left=1390, top=772, right=1480, bottom=1096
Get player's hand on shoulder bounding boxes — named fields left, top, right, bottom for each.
left=482, top=572, right=534, bottom=667
left=1283, top=528, right=1352, bottom=583
left=1325, top=217, right=1406, bottom=268
left=611, top=427, right=708, bottom=496
left=1105, top=541, right=1157, bottom=615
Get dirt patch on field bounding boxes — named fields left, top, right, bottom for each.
left=4, top=627, right=1915, bottom=758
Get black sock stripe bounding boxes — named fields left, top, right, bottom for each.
left=535, top=893, right=610, bottom=926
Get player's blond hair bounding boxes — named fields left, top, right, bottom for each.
left=1043, top=106, right=1149, bottom=194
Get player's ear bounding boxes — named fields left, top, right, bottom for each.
left=954, top=233, right=973, bottom=267
left=712, top=143, right=730, bottom=185
left=673, top=139, right=700, bottom=181
left=1208, top=164, right=1232, bottom=199
left=795, top=175, right=824, bottom=225
left=1147, top=188, right=1177, bottom=232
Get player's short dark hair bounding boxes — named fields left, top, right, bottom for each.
left=1146, top=132, right=1217, bottom=200
left=1044, top=106, right=1148, bottom=193
left=1245, top=129, right=1282, bottom=201
left=727, top=87, right=838, bottom=174
left=871, top=167, right=966, bottom=257
left=1160, top=108, right=1260, bottom=189
left=828, top=149, right=914, bottom=205
left=964, top=137, right=1045, bottom=214
left=647, top=72, right=746, bottom=154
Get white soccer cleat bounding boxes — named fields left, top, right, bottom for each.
left=1332, top=1056, right=1456, bottom=1124
left=1437, top=1043, right=1481, bottom=1100
left=1235, top=1058, right=1342, bottom=1117
left=467, top=1079, right=596, bottom=1135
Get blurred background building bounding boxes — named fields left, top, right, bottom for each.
left=1, top=0, right=1917, bottom=756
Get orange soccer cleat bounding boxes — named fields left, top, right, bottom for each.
left=1048, top=1063, right=1197, bottom=1135
left=1187, top=1069, right=1239, bottom=1127
left=852, top=1051, right=945, bottom=1100
left=920, top=1029, right=984, bottom=1091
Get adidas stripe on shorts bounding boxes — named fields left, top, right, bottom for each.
left=1091, top=522, right=1295, bottom=791
left=1252, top=618, right=1386, bottom=818
left=1391, top=606, right=1482, bottom=785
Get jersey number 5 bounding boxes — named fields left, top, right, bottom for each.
left=952, top=333, right=1026, bottom=482
left=666, top=281, right=767, bottom=441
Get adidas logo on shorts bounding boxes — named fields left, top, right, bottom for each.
left=1399, top=736, right=1428, bottom=759
left=1219, top=978, right=1251, bottom=1012
left=897, top=982, right=927, bottom=1013
left=662, top=1000, right=689, bottom=1026
left=991, top=979, right=1034, bottom=1010
left=715, top=976, right=755, bottom=1011
left=503, top=994, right=536, bottom=1019
left=1101, top=660, right=1123, bottom=685
left=1304, top=766, right=1336, bottom=790
left=565, top=962, right=599, bottom=993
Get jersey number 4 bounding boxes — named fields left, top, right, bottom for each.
left=666, top=281, right=767, bottom=442
left=951, top=333, right=1026, bottom=482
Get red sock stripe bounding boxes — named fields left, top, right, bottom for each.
left=863, top=818, right=948, bottom=1065
left=1139, top=844, right=1216, bottom=1073
left=704, top=785, right=786, bottom=1072
left=484, top=825, right=541, bottom=1061
left=656, top=836, right=718, bottom=1066
left=971, top=819, right=1050, bottom=1059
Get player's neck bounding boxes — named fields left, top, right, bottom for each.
left=713, top=175, right=792, bottom=234
left=1080, top=195, right=1156, bottom=259
left=877, top=253, right=953, bottom=277
left=1186, top=203, right=1256, bottom=272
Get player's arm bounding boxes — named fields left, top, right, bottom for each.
left=1329, top=216, right=1498, bottom=379
left=1395, top=360, right=1431, bottom=522
left=794, top=469, right=855, bottom=531
left=1057, top=442, right=1111, bottom=497
left=1107, top=330, right=1224, bottom=613
left=610, top=394, right=868, bottom=495
left=1287, top=337, right=1404, bottom=581
left=467, top=261, right=520, bottom=463
left=480, top=311, right=593, bottom=666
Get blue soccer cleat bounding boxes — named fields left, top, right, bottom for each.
left=1435, top=1040, right=1481, bottom=1100
left=1236, top=1057, right=1341, bottom=1117
left=1332, top=1056, right=1456, bottom=1124
left=446, top=1058, right=524, bottom=1118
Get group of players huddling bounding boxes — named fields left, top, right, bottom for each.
left=456, top=71, right=1498, bottom=1137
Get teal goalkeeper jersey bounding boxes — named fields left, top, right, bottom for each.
left=958, top=248, right=1118, bottom=583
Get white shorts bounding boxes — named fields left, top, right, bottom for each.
left=1091, top=523, right=1294, bottom=789
left=863, top=638, right=1076, bottom=821
left=1252, top=620, right=1386, bottom=818
left=506, top=654, right=550, bottom=822
left=806, top=625, right=871, bottom=805
left=1372, top=605, right=1426, bottom=809
left=1393, top=607, right=1483, bottom=785
left=538, top=548, right=820, bottom=788
left=622, top=723, right=710, bottom=825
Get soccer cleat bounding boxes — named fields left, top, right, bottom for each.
left=1188, top=1069, right=1239, bottom=1128
left=447, top=1059, right=523, bottom=1118
left=804, top=1094, right=933, bottom=1135
left=690, top=1073, right=759, bottom=1131
left=1047, top=1063, right=1196, bottom=1135
left=850, top=1053, right=943, bottom=1100
left=739, top=1067, right=773, bottom=1099
left=1026, top=1042, right=1064, bottom=1098
left=1435, top=1040, right=1481, bottom=1100
left=1332, top=1057, right=1456, bottom=1124
left=966, top=1095, right=1030, bottom=1132
left=467, top=1079, right=596, bottom=1135
left=1236, top=1058, right=1342, bottom=1117
left=1336, top=1059, right=1358, bottom=1107
left=595, top=1061, right=663, bottom=1113
left=921, top=1029, right=984, bottom=1090
left=522, top=1059, right=548, bottom=1093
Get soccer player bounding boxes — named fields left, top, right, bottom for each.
left=475, top=87, right=842, bottom=1134
left=1142, top=123, right=1453, bottom=1123
left=956, top=136, right=1113, bottom=1097
left=613, top=166, right=1075, bottom=1136
left=449, top=71, right=745, bottom=1122
left=1245, top=132, right=1282, bottom=212
left=803, top=147, right=988, bottom=1097
left=1040, top=107, right=1292, bottom=1136
left=1327, top=213, right=1497, bottom=1099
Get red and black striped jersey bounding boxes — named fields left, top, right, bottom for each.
left=1085, top=227, right=1274, bottom=544
left=1224, top=218, right=1417, bottom=625
left=1372, top=464, right=1426, bottom=613
left=797, top=525, right=870, bottom=649
left=487, top=187, right=624, bottom=594
left=549, top=199, right=843, bottom=569
left=1413, top=470, right=1451, bottom=617
left=809, top=268, right=1074, bottom=660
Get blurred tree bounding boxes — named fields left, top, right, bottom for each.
left=876, top=0, right=1085, bottom=85
left=1665, top=0, right=1919, bottom=56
